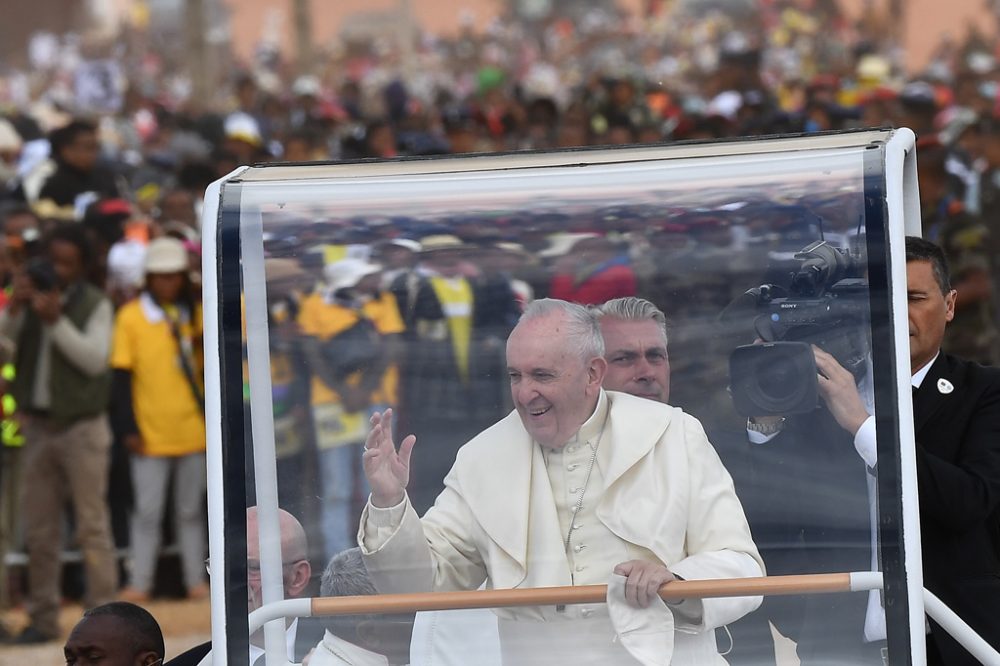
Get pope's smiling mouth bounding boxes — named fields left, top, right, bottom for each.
left=529, top=406, right=551, bottom=417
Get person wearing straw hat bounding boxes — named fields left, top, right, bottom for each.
left=391, top=234, right=520, bottom=515
left=112, top=236, right=207, bottom=603
left=359, top=299, right=762, bottom=665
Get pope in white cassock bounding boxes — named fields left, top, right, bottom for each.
left=357, top=299, right=764, bottom=665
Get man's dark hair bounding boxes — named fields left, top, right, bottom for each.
left=48, top=119, right=97, bottom=159
left=46, top=221, right=94, bottom=271
left=905, top=236, right=951, bottom=294
left=82, top=601, right=165, bottom=660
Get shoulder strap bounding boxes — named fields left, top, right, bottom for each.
left=165, top=309, right=205, bottom=413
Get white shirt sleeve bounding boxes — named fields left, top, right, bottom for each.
left=747, top=428, right=779, bottom=445
left=360, top=494, right=409, bottom=552
left=853, top=415, right=877, bottom=469
left=48, top=298, right=113, bottom=377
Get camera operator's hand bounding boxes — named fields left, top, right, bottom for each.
left=813, top=345, right=869, bottom=436
left=31, top=290, right=62, bottom=325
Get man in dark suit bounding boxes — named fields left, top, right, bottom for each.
left=905, top=236, right=1000, bottom=664
left=745, top=354, right=874, bottom=664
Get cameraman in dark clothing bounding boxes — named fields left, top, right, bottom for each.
left=0, top=222, right=116, bottom=644
left=734, top=240, right=880, bottom=664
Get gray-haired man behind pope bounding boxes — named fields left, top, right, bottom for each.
left=358, top=298, right=763, bottom=665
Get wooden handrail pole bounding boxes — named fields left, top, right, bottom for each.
left=310, top=573, right=855, bottom=617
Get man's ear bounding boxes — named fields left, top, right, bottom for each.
left=136, top=650, right=161, bottom=666
left=945, top=289, right=957, bottom=322
left=287, top=560, right=312, bottom=597
left=589, top=356, right=608, bottom=388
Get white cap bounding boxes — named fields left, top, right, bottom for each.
left=108, top=240, right=147, bottom=288
left=292, top=75, right=321, bottom=97
left=144, top=237, right=189, bottom=274
left=0, top=119, right=22, bottom=153
left=324, top=258, right=381, bottom=292
left=224, top=111, right=262, bottom=147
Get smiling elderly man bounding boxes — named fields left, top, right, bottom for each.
left=358, top=298, right=762, bottom=665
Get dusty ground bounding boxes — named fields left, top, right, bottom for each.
left=0, top=597, right=211, bottom=665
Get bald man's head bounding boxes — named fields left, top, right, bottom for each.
left=246, top=507, right=312, bottom=611
left=247, top=506, right=308, bottom=563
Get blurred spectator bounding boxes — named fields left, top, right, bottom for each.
left=373, top=238, right=422, bottom=294
left=264, top=257, right=313, bottom=519
left=474, top=242, right=536, bottom=310
left=297, top=258, right=404, bottom=559
left=549, top=236, right=637, bottom=305
left=918, top=141, right=1000, bottom=364
left=81, top=198, right=132, bottom=289
left=38, top=119, right=119, bottom=210
left=392, top=235, right=518, bottom=514
left=156, top=188, right=199, bottom=231
left=0, top=119, right=23, bottom=205
left=111, top=237, right=208, bottom=603
left=0, top=222, right=116, bottom=644
left=63, top=601, right=165, bottom=666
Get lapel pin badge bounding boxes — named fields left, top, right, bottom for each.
left=937, top=378, right=954, bottom=395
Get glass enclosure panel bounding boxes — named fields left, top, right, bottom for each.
left=214, top=132, right=911, bottom=666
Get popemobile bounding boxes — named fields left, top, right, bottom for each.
left=193, top=129, right=1000, bottom=665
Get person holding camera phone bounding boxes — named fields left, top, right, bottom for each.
left=0, top=222, right=116, bottom=645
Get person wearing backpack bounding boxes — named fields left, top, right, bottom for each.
left=298, top=257, right=403, bottom=560
left=112, top=236, right=207, bottom=603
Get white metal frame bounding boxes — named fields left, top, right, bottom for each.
left=201, top=165, right=249, bottom=664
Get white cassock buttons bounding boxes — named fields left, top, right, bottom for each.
left=937, top=378, right=954, bottom=395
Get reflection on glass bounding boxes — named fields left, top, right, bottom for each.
left=231, top=142, right=897, bottom=665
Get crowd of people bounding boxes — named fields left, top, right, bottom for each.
left=0, top=0, right=999, bottom=662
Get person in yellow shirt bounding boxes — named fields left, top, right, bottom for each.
left=112, top=237, right=207, bottom=602
left=297, top=257, right=403, bottom=559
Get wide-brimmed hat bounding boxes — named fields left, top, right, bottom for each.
left=381, top=238, right=422, bottom=253
left=324, top=258, right=381, bottom=292
left=538, top=232, right=600, bottom=258
left=145, top=237, right=189, bottom=274
left=492, top=241, right=533, bottom=258
left=419, top=234, right=468, bottom=254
